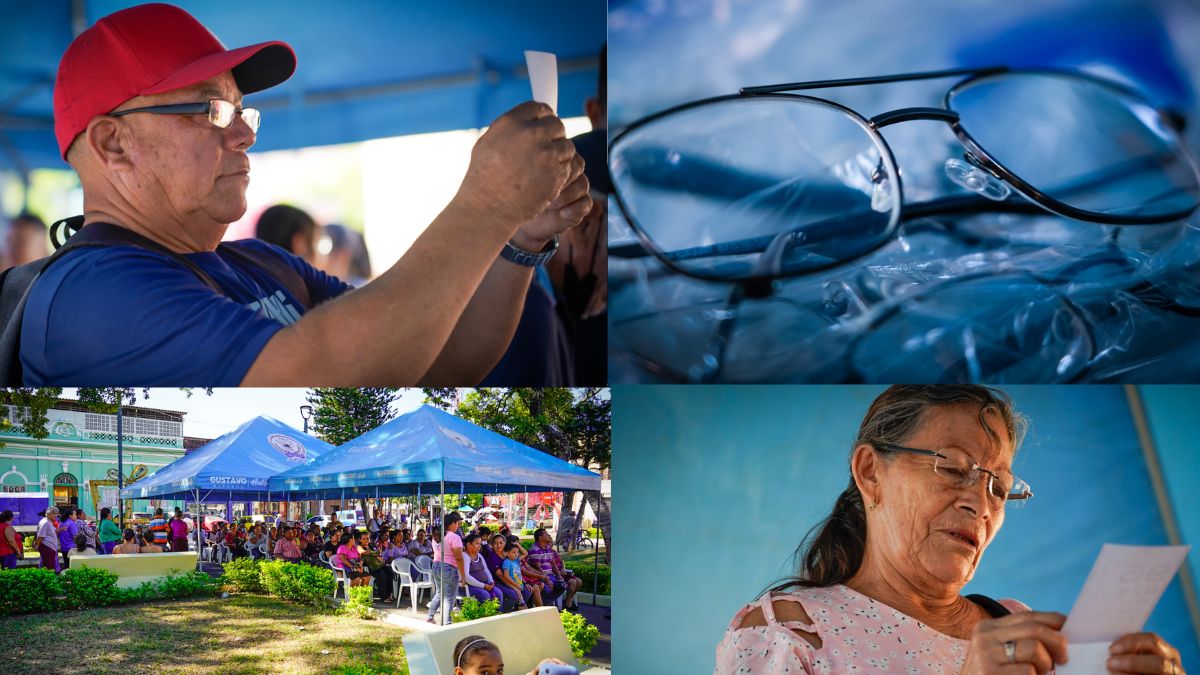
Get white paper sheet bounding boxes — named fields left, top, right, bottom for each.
left=1056, top=642, right=1113, bottom=675
left=525, top=50, right=558, bottom=114
left=1055, top=544, right=1189, bottom=675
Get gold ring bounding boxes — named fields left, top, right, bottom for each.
left=1004, top=640, right=1016, bottom=664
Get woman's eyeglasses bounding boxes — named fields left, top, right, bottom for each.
left=609, top=66, right=1200, bottom=284
left=876, top=442, right=1033, bottom=507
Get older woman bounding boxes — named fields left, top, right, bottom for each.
left=715, top=385, right=1186, bottom=675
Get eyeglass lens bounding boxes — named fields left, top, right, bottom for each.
left=209, top=99, right=260, bottom=133
left=611, top=97, right=899, bottom=280
left=932, top=448, right=1021, bottom=502
left=949, top=72, right=1200, bottom=220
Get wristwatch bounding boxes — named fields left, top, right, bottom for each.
left=500, top=235, right=559, bottom=267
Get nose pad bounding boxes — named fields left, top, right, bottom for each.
left=869, top=162, right=895, bottom=213
left=944, top=156, right=1011, bottom=201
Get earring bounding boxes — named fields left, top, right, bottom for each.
left=868, top=503, right=878, bottom=512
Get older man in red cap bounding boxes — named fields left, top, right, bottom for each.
left=15, top=3, right=589, bottom=386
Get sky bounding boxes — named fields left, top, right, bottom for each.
left=63, top=388, right=430, bottom=441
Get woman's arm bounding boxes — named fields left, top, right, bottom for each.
left=461, top=552, right=486, bottom=588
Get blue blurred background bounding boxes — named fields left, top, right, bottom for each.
left=612, top=385, right=1200, bottom=672
left=0, top=0, right=607, bottom=169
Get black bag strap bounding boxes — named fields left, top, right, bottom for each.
left=0, top=216, right=310, bottom=385
left=218, top=241, right=312, bottom=309
left=966, top=593, right=1012, bottom=618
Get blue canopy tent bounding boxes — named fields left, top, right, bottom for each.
left=120, top=415, right=335, bottom=562
left=271, top=404, right=602, bottom=621
left=0, top=0, right=606, bottom=177
left=270, top=404, right=601, bottom=497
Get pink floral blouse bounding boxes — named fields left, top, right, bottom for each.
left=715, top=584, right=1030, bottom=674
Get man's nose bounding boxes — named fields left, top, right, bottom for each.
left=224, top=113, right=256, bottom=151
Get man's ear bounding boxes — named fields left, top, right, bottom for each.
left=850, top=443, right=884, bottom=507
left=84, top=116, right=135, bottom=172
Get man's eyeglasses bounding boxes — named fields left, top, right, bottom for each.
left=875, top=442, right=1033, bottom=507
left=111, top=98, right=261, bottom=134
left=609, top=67, right=1200, bottom=284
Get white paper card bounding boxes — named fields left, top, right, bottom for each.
left=525, top=50, right=558, bottom=114
left=1056, top=642, right=1113, bottom=675
left=1062, top=543, right=1189, bottom=643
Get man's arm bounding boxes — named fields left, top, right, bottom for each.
left=241, top=102, right=580, bottom=385
left=418, top=170, right=591, bottom=385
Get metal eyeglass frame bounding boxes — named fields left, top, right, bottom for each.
left=111, top=98, right=261, bottom=133
left=609, top=66, right=1200, bottom=291
left=875, top=442, right=1033, bottom=504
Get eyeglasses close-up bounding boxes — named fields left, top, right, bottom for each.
left=608, top=0, right=1200, bottom=384
left=111, top=99, right=262, bottom=133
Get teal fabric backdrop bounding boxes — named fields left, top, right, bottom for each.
left=612, top=385, right=1199, bottom=673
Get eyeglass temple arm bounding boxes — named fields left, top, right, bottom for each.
left=739, top=66, right=1010, bottom=96
left=110, top=102, right=210, bottom=116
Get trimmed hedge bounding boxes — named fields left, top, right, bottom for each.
left=259, top=560, right=335, bottom=607
left=0, top=566, right=219, bottom=617
left=0, top=568, right=62, bottom=615
left=567, top=563, right=611, bottom=596
left=221, top=557, right=263, bottom=593
left=60, top=567, right=124, bottom=608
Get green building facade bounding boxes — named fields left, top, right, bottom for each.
left=0, top=400, right=192, bottom=520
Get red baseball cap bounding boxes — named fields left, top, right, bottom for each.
left=54, top=2, right=296, bottom=159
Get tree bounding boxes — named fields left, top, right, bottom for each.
left=422, top=388, right=612, bottom=562
left=305, top=388, right=400, bottom=445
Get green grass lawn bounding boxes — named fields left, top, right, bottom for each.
left=0, top=594, right=409, bottom=675
left=561, top=547, right=608, bottom=567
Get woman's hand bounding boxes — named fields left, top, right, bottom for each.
left=961, top=611, right=1069, bottom=674
left=1107, top=632, right=1185, bottom=674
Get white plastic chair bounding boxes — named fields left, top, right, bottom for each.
left=259, top=540, right=272, bottom=561
left=413, top=555, right=434, bottom=583
left=327, top=559, right=349, bottom=599
left=392, top=557, right=433, bottom=609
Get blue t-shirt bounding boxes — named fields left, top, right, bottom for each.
left=20, top=239, right=351, bottom=385
left=502, top=557, right=524, bottom=586
left=480, top=267, right=574, bottom=386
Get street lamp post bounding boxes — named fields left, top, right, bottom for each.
left=299, top=404, right=314, bottom=520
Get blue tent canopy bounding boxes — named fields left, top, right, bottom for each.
left=121, top=415, right=335, bottom=501
left=0, top=0, right=606, bottom=171
left=270, top=405, right=601, bottom=497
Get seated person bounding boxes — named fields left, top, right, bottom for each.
left=72, top=532, right=98, bottom=556
left=462, top=533, right=504, bottom=606
left=300, top=529, right=322, bottom=562
left=527, top=528, right=582, bottom=611
left=356, top=530, right=392, bottom=602
left=333, top=533, right=371, bottom=587
left=246, top=525, right=267, bottom=559
left=112, top=529, right=140, bottom=554
left=272, top=526, right=303, bottom=562
left=138, top=529, right=163, bottom=553
left=485, top=533, right=529, bottom=612
left=382, top=531, right=408, bottom=566
left=501, top=543, right=541, bottom=608
left=452, top=635, right=578, bottom=675
left=408, top=529, right=434, bottom=560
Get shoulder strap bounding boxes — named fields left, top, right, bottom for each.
left=0, top=217, right=223, bottom=385
left=217, top=241, right=312, bottom=309
left=966, top=593, right=1013, bottom=618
